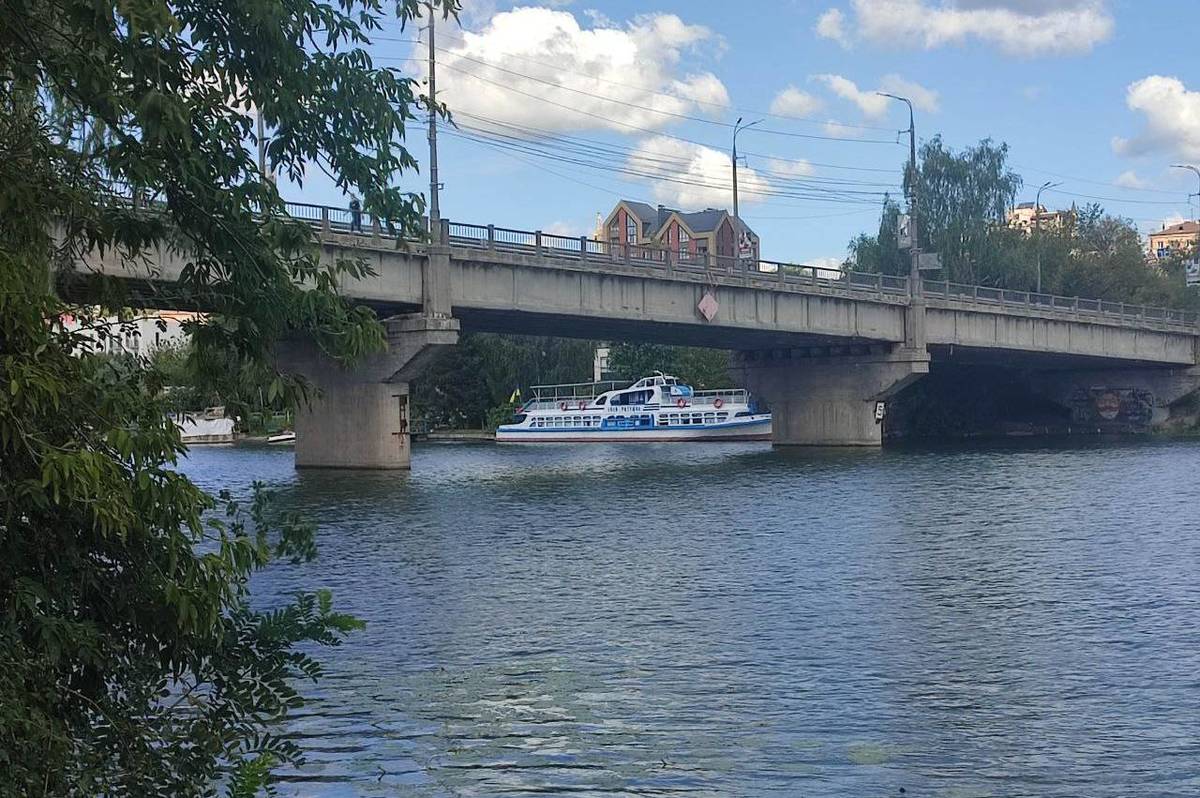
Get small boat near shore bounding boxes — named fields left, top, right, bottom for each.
left=266, top=431, right=296, bottom=444
left=496, top=373, right=771, bottom=443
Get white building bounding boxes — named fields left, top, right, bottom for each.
left=63, top=310, right=200, bottom=356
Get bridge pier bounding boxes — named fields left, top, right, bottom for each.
left=1029, top=366, right=1200, bottom=432
left=277, top=314, right=459, bottom=469
left=735, top=346, right=930, bottom=446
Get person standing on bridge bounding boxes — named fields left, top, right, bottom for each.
left=349, top=195, right=362, bottom=233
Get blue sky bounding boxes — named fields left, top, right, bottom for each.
left=284, top=0, right=1200, bottom=267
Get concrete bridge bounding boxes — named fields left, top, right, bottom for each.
left=73, top=200, right=1200, bottom=467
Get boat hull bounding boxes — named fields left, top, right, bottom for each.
left=496, top=417, right=772, bottom=443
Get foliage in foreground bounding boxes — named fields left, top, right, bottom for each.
left=1, top=0, right=456, bottom=792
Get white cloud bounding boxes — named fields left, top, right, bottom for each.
left=1113, top=76, right=1200, bottom=161
left=1113, top=170, right=1150, bottom=190
left=814, top=74, right=890, bottom=118
left=879, top=74, right=941, bottom=113
left=814, top=8, right=851, bottom=48
left=816, top=0, right=1114, bottom=57
left=813, top=73, right=938, bottom=118
left=629, top=136, right=769, bottom=208
left=768, top=158, right=815, bottom=177
left=769, top=86, right=824, bottom=117
left=427, top=7, right=729, bottom=134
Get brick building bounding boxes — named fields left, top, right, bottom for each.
left=602, top=201, right=760, bottom=262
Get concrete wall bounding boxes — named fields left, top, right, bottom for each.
left=926, top=306, right=1197, bottom=366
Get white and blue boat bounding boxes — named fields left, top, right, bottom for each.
left=496, top=373, right=772, bottom=443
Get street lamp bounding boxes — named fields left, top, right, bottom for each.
left=876, top=92, right=920, bottom=301
left=1173, top=165, right=1200, bottom=285
left=1034, top=180, right=1061, bottom=294
left=732, top=117, right=762, bottom=261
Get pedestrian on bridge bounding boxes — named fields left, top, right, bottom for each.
left=349, top=196, right=362, bottom=233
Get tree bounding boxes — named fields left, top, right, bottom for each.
left=607, top=343, right=731, bottom=388
left=849, top=137, right=1199, bottom=309
left=848, top=196, right=907, bottom=276
left=412, top=334, right=597, bottom=428
left=1, top=0, right=457, bottom=793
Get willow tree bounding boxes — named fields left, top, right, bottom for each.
left=0, top=0, right=456, bottom=793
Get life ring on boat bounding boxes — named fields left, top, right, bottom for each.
left=578, top=401, right=587, bottom=410
left=676, top=398, right=687, bottom=408
left=713, top=398, right=724, bottom=409
left=559, top=401, right=568, bottom=411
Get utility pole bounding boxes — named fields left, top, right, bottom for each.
left=878, top=93, right=921, bottom=301
left=1172, top=164, right=1200, bottom=287
left=1034, top=180, right=1061, bottom=294
left=427, top=1, right=441, bottom=237
left=731, top=117, right=761, bottom=261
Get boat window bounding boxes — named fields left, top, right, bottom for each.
left=717, top=413, right=728, bottom=422
left=658, top=416, right=668, bottom=426
left=596, top=396, right=607, bottom=405
left=704, top=413, right=715, bottom=424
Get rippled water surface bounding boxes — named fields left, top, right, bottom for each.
left=181, top=439, right=1200, bottom=797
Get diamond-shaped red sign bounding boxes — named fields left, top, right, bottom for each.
left=697, top=290, right=719, bottom=321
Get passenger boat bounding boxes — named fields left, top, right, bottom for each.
left=495, top=373, right=771, bottom=442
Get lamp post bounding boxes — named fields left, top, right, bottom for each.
left=877, top=93, right=920, bottom=301
left=1034, top=180, right=1061, bottom=294
left=427, top=1, right=441, bottom=237
left=1172, top=164, right=1200, bottom=264
left=732, top=117, right=761, bottom=261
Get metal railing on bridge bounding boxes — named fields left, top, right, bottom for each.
left=280, top=200, right=1200, bottom=332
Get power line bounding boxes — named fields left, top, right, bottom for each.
left=371, top=32, right=897, bottom=134
left=445, top=128, right=886, bottom=205
left=436, top=59, right=902, bottom=146
left=1016, top=164, right=1187, bottom=198
left=455, top=108, right=902, bottom=179
left=1043, top=187, right=1183, bottom=206
left=453, top=112, right=902, bottom=190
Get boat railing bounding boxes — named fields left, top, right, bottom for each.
left=688, top=389, right=749, bottom=407
left=520, top=398, right=598, bottom=412
left=527, top=380, right=624, bottom=401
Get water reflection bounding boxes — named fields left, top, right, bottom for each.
left=179, top=438, right=1200, bottom=797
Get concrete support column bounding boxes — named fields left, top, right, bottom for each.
left=294, top=380, right=412, bottom=469
left=734, top=346, right=930, bottom=446
left=277, top=313, right=460, bottom=469
left=423, top=244, right=453, bottom=318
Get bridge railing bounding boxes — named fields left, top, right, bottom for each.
left=922, top=279, right=1200, bottom=327
left=278, top=201, right=1199, bottom=330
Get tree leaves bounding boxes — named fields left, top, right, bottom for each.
left=1, top=0, right=459, bottom=793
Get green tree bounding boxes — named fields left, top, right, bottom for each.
left=847, top=196, right=908, bottom=276
left=850, top=137, right=1199, bottom=309
left=412, top=334, right=597, bottom=427
left=852, top=137, right=1025, bottom=285
left=1, top=0, right=457, bottom=793
left=607, top=343, right=731, bottom=388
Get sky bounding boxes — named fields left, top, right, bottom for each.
left=283, top=0, right=1200, bottom=268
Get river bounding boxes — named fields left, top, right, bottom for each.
left=180, top=438, right=1200, bottom=797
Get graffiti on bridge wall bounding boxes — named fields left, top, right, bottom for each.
left=1067, top=387, right=1155, bottom=429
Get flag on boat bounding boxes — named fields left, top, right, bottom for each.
left=508, top=387, right=522, bottom=404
